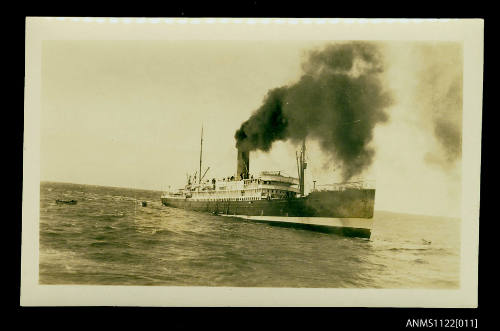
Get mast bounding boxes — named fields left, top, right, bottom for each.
left=199, top=125, right=203, bottom=185
left=300, top=139, right=306, bottom=196
left=296, top=151, right=301, bottom=181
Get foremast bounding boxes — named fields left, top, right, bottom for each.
left=199, top=125, right=203, bottom=185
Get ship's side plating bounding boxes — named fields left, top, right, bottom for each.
left=161, top=189, right=374, bottom=218
left=162, top=188, right=374, bottom=237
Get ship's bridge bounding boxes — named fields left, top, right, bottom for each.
left=214, top=172, right=299, bottom=192
left=163, top=171, right=300, bottom=201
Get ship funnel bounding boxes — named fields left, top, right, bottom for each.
left=236, top=149, right=250, bottom=180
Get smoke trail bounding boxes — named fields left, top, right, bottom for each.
left=235, top=42, right=393, bottom=180
left=417, top=43, right=463, bottom=168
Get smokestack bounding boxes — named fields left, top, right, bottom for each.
left=236, top=149, right=250, bottom=180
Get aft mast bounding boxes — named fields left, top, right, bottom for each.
left=296, top=139, right=307, bottom=196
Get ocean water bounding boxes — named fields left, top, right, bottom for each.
left=39, top=182, right=460, bottom=288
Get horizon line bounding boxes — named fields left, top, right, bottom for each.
left=39, top=179, right=461, bottom=219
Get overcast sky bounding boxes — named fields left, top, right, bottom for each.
left=41, top=40, right=462, bottom=217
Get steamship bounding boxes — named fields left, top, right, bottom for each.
left=161, top=129, right=375, bottom=238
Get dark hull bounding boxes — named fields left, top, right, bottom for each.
left=162, top=189, right=375, bottom=238
left=219, top=215, right=373, bottom=238
left=161, top=189, right=375, bottom=219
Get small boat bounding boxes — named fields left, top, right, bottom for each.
left=141, top=201, right=147, bottom=207
left=55, top=199, right=78, bottom=205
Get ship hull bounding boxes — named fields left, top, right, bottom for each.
left=161, top=189, right=375, bottom=238
left=219, top=215, right=372, bottom=238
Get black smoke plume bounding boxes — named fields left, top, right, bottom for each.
left=235, top=42, right=393, bottom=180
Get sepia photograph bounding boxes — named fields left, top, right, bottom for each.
left=22, top=18, right=483, bottom=307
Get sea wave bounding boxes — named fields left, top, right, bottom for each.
left=39, top=182, right=461, bottom=288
